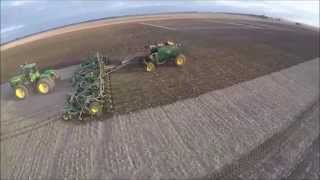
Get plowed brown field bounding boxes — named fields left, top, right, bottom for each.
left=1, top=13, right=319, bottom=179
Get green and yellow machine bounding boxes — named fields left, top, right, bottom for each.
left=144, top=41, right=186, bottom=72
left=8, top=63, right=59, bottom=99
left=63, top=41, right=187, bottom=120
left=8, top=41, right=186, bottom=120
left=63, top=53, right=113, bottom=120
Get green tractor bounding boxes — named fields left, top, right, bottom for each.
left=144, top=41, right=186, bottom=72
left=8, top=63, right=59, bottom=100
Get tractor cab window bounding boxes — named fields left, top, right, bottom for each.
left=29, top=68, right=34, bottom=74
left=24, top=69, right=31, bottom=79
left=29, top=68, right=34, bottom=77
left=150, top=45, right=158, bottom=53
left=165, top=41, right=174, bottom=46
left=22, top=64, right=37, bottom=82
left=157, top=43, right=164, bottom=47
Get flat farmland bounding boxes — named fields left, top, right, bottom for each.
left=1, top=13, right=319, bottom=179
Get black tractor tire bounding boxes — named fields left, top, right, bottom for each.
left=14, top=84, right=29, bottom=100
left=36, top=78, right=55, bottom=95
left=175, top=54, right=186, bottom=66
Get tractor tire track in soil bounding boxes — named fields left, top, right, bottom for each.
left=1, top=114, right=60, bottom=141
left=287, top=136, right=320, bottom=180
left=208, top=100, right=319, bottom=180
left=2, top=104, right=60, bottom=125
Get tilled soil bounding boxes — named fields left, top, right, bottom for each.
left=1, top=15, right=318, bottom=115
left=110, top=18, right=318, bottom=114
left=1, top=58, right=318, bottom=179
left=287, top=137, right=320, bottom=180
left=1, top=13, right=319, bottom=179
left=208, top=100, right=319, bottom=180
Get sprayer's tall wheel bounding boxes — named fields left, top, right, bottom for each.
left=37, top=78, right=55, bottom=94
left=175, top=54, right=186, bottom=66
left=15, top=84, right=29, bottom=100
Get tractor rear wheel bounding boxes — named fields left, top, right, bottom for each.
left=175, top=54, right=186, bottom=66
left=15, top=84, right=29, bottom=100
left=145, top=62, right=156, bottom=72
left=89, top=102, right=103, bottom=116
left=36, top=78, right=55, bottom=95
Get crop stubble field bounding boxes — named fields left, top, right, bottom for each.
left=1, top=13, right=319, bottom=179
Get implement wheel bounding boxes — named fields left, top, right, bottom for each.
left=37, top=78, right=55, bottom=94
left=89, top=102, right=103, bottom=116
left=62, top=113, right=72, bottom=121
left=15, top=85, right=29, bottom=100
left=175, top=54, right=186, bottom=66
left=145, top=62, right=156, bottom=72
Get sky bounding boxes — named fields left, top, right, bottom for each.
left=1, top=0, right=319, bottom=44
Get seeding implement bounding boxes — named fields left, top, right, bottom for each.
left=62, top=53, right=138, bottom=120
left=8, top=63, right=59, bottom=99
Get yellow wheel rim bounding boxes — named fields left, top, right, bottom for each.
left=90, top=104, right=100, bottom=114
left=38, top=83, right=49, bottom=94
left=146, top=63, right=154, bottom=72
left=15, top=88, right=25, bottom=99
left=176, top=57, right=184, bottom=65
left=90, top=107, right=99, bottom=114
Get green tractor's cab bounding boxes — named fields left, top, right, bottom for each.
left=8, top=63, right=59, bottom=100
left=144, top=41, right=186, bottom=72
left=21, top=63, right=40, bottom=83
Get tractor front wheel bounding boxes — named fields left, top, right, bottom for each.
left=15, top=85, right=29, bottom=100
left=37, top=78, right=55, bottom=95
left=145, top=62, right=156, bottom=72
left=175, top=54, right=186, bottom=66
